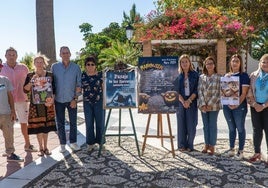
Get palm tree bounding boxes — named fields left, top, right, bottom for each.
left=20, top=53, right=34, bottom=71
left=98, top=40, right=142, bottom=68
left=122, top=4, right=143, bottom=27
left=36, top=0, right=56, bottom=67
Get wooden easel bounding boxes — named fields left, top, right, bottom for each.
left=98, top=108, right=141, bottom=157
left=142, top=113, right=175, bottom=157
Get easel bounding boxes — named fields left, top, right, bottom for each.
left=98, top=108, right=141, bottom=157
left=142, top=113, right=175, bottom=157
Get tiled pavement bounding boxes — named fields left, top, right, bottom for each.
left=0, top=102, right=266, bottom=187
left=0, top=123, right=60, bottom=181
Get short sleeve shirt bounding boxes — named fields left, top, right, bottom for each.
left=230, top=72, right=250, bottom=96
left=81, top=71, right=103, bottom=104
left=0, top=63, right=29, bottom=102
left=0, top=76, right=14, bottom=114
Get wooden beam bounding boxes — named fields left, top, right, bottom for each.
left=142, top=40, right=152, bottom=57
left=216, top=39, right=227, bottom=75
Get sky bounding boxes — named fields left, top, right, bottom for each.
left=0, top=0, right=156, bottom=61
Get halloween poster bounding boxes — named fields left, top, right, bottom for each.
left=104, top=68, right=137, bottom=109
left=32, top=76, right=53, bottom=104
left=138, top=56, right=179, bottom=113
left=220, top=76, right=240, bottom=105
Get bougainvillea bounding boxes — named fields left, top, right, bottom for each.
left=134, top=7, right=254, bottom=53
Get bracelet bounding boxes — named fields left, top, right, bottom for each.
left=262, top=103, right=266, bottom=109
left=188, top=98, right=192, bottom=103
left=252, top=102, right=256, bottom=107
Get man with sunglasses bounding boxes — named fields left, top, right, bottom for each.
left=51, top=46, right=82, bottom=153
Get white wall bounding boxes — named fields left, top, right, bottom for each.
left=241, top=51, right=259, bottom=74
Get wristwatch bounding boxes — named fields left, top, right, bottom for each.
left=73, top=97, right=78, bottom=101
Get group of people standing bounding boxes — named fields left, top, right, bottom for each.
left=173, top=53, right=268, bottom=163
left=0, top=46, right=267, bottom=164
left=0, top=46, right=105, bottom=161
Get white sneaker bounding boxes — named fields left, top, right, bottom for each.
left=70, top=143, right=81, bottom=151
left=224, top=148, right=235, bottom=157
left=59, top=145, right=66, bottom=153
left=234, top=150, right=244, bottom=160
left=87, top=144, right=95, bottom=152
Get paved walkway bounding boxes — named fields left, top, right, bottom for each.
left=0, top=102, right=266, bottom=187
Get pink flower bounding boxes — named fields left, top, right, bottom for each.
left=135, top=7, right=255, bottom=42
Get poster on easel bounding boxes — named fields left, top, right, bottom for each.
left=220, top=76, right=240, bottom=105
left=138, top=56, right=179, bottom=114
left=104, top=68, right=137, bottom=109
left=32, top=76, right=53, bottom=104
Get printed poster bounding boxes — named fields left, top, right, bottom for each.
left=220, top=76, right=240, bottom=105
left=138, top=56, right=179, bottom=113
left=32, top=76, right=53, bottom=104
left=104, top=68, right=137, bottom=108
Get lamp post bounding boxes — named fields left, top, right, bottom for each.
left=126, top=24, right=134, bottom=41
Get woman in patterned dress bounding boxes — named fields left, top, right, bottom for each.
left=24, top=53, right=57, bottom=156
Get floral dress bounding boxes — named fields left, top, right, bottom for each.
left=24, top=71, right=57, bottom=134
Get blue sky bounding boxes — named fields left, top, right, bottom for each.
left=0, top=0, right=156, bottom=61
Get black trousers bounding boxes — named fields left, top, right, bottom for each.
left=250, top=107, right=268, bottom=153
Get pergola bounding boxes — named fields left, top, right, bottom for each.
left=142, top=39, right=227, bottom=75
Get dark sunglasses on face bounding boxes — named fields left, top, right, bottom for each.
left=86, top=63, right=95, bottom=66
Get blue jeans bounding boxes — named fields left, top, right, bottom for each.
left=176, top=102, right=198, bottom=150
left=201, top=111, right=219, bottom=146
left=55, top=101, right=78, bottom=145
left=223, top=102, right=247, bottom=151
left=83, top=100, right=105, bottom=145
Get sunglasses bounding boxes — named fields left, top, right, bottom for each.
left=86, top=63, right=95, bottom=66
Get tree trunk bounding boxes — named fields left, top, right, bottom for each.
left=36, top=0, right=56, bottom=68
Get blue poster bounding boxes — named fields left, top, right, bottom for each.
left=138, top=56, right=179, bottom=113
left=104, top=69, right=137, bottom=108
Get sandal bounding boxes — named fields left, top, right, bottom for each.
left=178, top=148, right=186, bottom=152
left=249, top=153, right=261, bottom=163
left=44, top=149, right=51, bottom=155
left=208, top=146, right=215, bottom=155
left=202, top=145, right=209, bottom=153
left=25, top=145, right=38, bottom=152
left=38, top=150, right=44, bottom=156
